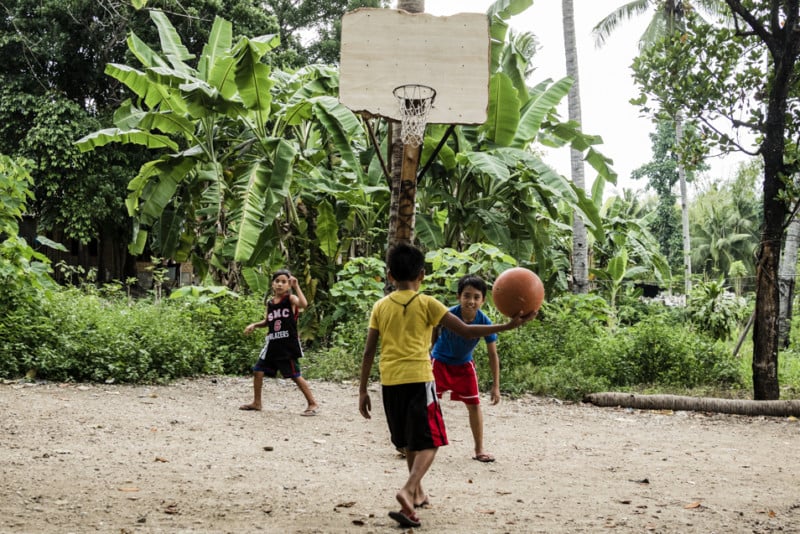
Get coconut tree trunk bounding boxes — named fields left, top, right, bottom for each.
left=386, top=0, right=424, bottom=250
left=778, top=213, right=799, bottom=348
left=584, top=392, right=800, bottom=417
left=562, top=0, right=589, bottom=294
left=675, top=116, right=692, bottom=295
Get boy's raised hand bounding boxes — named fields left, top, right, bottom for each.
left=507, top=309, right=537, bottom=328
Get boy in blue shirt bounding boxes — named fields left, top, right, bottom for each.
left=431, top=275, right=512, bottom=463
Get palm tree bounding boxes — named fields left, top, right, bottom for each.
left=690, top=200, right=757, bottom=279
left=562, top=0, right=589, bottom=294
left=593, top=0, right=728, bottom=295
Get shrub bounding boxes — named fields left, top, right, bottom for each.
left=605, top=316, right=742, bottom=388
left=304, top=317, right=372, bottom=382
left=16, top=289, right=214, bottom=383
left=687, top=278, right=747, bottom=341
left=191, top=294, right=265, bottom=375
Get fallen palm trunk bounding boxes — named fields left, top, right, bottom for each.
left=583, top=392, right=800, bottom=417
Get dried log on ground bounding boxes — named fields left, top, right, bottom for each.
left=583, top=392, right=800, bottom=417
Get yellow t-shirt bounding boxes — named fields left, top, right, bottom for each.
left=368, top=290, right=449, bottom=386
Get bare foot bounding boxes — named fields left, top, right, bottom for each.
left=239, top=403, right=261, bottom=411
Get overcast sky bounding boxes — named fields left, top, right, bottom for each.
left=398, top=0, right=754, bottom=194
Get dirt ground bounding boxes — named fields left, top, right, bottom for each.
left=1, top=376, right=799, bottom=534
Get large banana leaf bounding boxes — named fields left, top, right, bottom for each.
left=137, top=111, right=195, bottom=138
left=546, top=121, right=618, bottom=185
left=311, top=97, right=365, bottom=182
left=584, top=147, right=617, bottom=185
left=104, top=64, right=179, bottom=110
left=180, top=81, right=244, bottom=119
left=315, top=199, right=339, bottom=260
left=234, top=37, right=277, bottom=113
left=199, top=17, right=232, bottom=80
left=75, top=128, right=178, bottom=152
left=126, top=32, right=169, bottom=70
left=488, top=0, right=533, bottom=20
left=233, top=139, right=296, bottom=262
left=489, top=17, right=509, bottom=74
left=513, top=77, right=573, bottom=146
left=501, top=32, right=536, bottom=104
left=415, top=212, right=446, bottom=250
left=484, top=73, right=520, bottom=146
left=136, top=157, right=197, bottom=224
left=157, top=208, right=183, bottom=258
left=147, top=65, right=198, bottom=89
left=458, top=151, right=510, bottom=182
left=149, top=10, right=195, bottom=75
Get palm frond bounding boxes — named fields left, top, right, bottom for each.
left=592, top=0, right=653, bottom=48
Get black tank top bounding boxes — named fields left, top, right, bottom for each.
left=265, top=295, right=303, bottom=360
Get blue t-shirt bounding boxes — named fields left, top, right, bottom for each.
left=430, top=305, right=497, bottom=365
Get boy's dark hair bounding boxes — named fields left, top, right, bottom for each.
left=386, top=243, right=425, bottom=282
left=272, top=268, right=292, bottom=281
left=457, top=274, right=487, bottom=298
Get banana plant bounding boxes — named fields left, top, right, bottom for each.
left=76, top=11, right=297, bottom=284
left=412, top=3, right=617, bottom=293
left=589, top=189, right=671, bottom=324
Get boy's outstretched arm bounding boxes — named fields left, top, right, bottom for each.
left=440, top=310, right=535, bottom=339
left=358, top=328, right=380, bottom=419
left=487, top=341, right=501, bottom=405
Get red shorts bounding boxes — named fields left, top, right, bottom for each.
left=432, top=359, right=480, bottom=405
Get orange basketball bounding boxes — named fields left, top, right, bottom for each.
left=491, top=267, right=544, bottom=317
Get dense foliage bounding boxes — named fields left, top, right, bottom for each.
left=1, top=0, right=797, bottom=403
left=1, top=254, right=764, bottom=401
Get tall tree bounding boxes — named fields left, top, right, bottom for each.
left=0, top=0, right=277, bottom=281
left=593, top=0, right=728, bottom=294
left=689, top=182, right=758, bottom=279
left=631, top=119, right=689, bottom=272
left=261, top=0, right=386, bottom=67
left=562, top=0, right=589, bottom=293
left=631, top=2, right=800, bottom=399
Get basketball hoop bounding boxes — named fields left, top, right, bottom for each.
left=393, top=84, right=436, bottom=147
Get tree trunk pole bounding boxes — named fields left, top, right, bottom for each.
left=386, top=0, right=424, bottom=251
left=562, top=0, right=589, bottom=294
left=778, top=213, right=799, bottom=347
left=675, top=115, right=692, bottom=295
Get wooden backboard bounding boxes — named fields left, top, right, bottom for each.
left=339, top=8, right=490, bottom=125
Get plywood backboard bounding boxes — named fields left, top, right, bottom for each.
left=339, top=8, right=490, bottom=125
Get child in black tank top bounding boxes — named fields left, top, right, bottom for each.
left=239, top=269, right=318, bottom=416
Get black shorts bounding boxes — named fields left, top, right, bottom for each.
left=382, top=381, right=448, bottom=452
left=252, top=357, right=301, bottom=379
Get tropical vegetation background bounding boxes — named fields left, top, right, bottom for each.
left=2, top=0, right=800, bottom=404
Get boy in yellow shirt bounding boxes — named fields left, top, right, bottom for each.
left=358, top=244, right=533, bottom=528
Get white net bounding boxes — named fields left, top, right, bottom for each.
left=393, top=84, right=436, bottom=147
